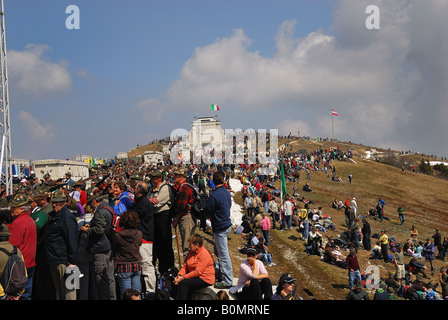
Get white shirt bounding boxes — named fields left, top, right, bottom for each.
left=282, top=200, right=293, bottom=216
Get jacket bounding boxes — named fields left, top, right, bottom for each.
left=113, top=191, right=133, bottom=215
left=111, top=228, right=142, bottom=265
left=204, top=185, right=232, bottom=233
left=44, top=205, right=79, bottom=265
left=132, top=195, right=154, bottom=242
left=178, top=245, right=215, bottom=285
left=85, top=202, right=113, bottom=253
left=8, top=211, right=37, bottom=269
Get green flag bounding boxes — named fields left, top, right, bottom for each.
left=281, top=158, right=287, bottom=196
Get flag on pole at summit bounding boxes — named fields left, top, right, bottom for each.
left=211, top=104, right=220, bottom=111
left=280, top=158, right=287, bottom=196
left=331, top=109, right=339, bottom=116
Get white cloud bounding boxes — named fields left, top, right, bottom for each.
left=18, top=110, right=55, bottom=141
left=137, top=0, right=448, bottom=156
left=8, top=44, right=71, bottom=98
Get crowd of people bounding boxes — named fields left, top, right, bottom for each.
left=1, top=140, right=447, bottom=301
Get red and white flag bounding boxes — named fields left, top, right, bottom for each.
left=331, top=109, right=339, bottom=116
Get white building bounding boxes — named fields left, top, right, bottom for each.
left=116, top=152, right=128, bottom=159
left=144, top=151, right=164, bottom=165
left=189, top=116, right=225, bottom=155
left=32, top=159, right=90, bottom=181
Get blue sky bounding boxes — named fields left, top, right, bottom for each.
left=5, top=0, right=448, bottom=160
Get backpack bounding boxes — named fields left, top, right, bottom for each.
left=183, top=183, right=209, bottom=225
left=101, top=205, right=122, bottom=233
left=0, top=246, right=27, bottom=297
left=425, top=290, right=436, bottom=300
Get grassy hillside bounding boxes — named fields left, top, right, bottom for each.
left=230, top=139, right=448, bottom=300
left=157, top=137, right=448, bottom=299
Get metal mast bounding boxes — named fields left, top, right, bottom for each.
left=0, top=0, right=12, bottom=196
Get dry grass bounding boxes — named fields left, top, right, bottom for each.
left=167, top=138, right=448, bottom=299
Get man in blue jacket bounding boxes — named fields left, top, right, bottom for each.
left=44, top=190, right=79, bottom=300
left=204, top=171, right=233, bottom=289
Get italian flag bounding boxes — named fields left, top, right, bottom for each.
left=211, top=104, right=220, bottom=111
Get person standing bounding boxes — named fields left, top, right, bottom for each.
left=148, top=170, right=175, bottom=275
left=422, top=238, right=436, bottom=276
left=379, top=229, right=389, bottom=263
left=132, top=182, right=156, bottom=294
left=350, top=218, right=361, bottom=252
left=432, top=228, right=443, bottom=259
left=44, top=190, right=79, bottom=300
left=410, top=225, right=419, bottom=247
left=350, top=197, right=357, bottom=217
left=268, top=196, right=279, bottom=230
left=244, top=193, right=254, bottom=218
left=397, top=207, right=405, bottom=226
left=376, top=198, right=386, bottom=222
left=8, top=194, right=37, bottom=300
left=30, top=192, right=55, bottom=300
left=110, top=210, right=143, bottom=299
left=394, top=244, right=405, bottom=287
left=203, top=171, right=233, bottom=290
left=81, top=194, right=116, bottom=300
left=361, top=218, right=371, bottom=251
left=171, top=170, right=196, bottom=257
left=260, top=212, right=271, bottom=246
left=345, top=204, right=355, bottom=229
left=346, top=248, right=361, bottom=290
left=282, top=195, right=293, bottom=230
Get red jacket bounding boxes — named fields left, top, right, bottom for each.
left=9, top=211, right=37, bottom=269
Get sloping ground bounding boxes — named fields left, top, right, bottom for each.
left=162, top=138, right=448, bottom=299
left=216, top=150, right=447, bottom=299
left=127, top=142, right=163, bottom=159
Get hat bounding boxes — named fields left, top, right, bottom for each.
left=278, top=274, right=296, bottom=286
left=149, top=170, right=164, bottom=178
left=172, top=170, right=186, bottom=178
left=43, top=173, right=51, bottom=179
left=129, top=174, right=145, bottom=181
left=72, top=181, right=86, bottom=188
left=0, top=223, right=11, bottom=237
left=51, top=190, right=67, bottom=203
left=0, top=197, right=9, bottom=208
left=30, top=191, right=50, bottom=202
left=65, top=172, right=72, bottom=176
left=246, top=247, right=258, bottom=255
left=354, top=282, right=363, bottom=290
left=9, top=194, right=30, bottom=208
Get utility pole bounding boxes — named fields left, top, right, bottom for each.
left=0, top=0, right=13, bottom=195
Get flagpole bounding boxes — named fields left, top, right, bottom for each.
left=332, top=114, right=334, bottom=141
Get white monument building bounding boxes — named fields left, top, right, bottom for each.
left=189, top=116, right=225, bottom=157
